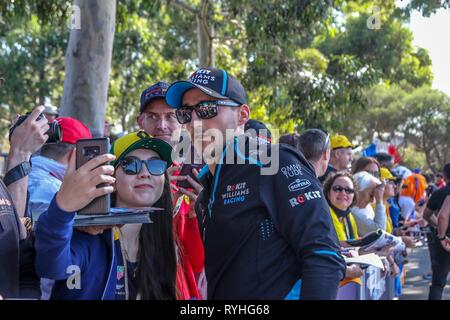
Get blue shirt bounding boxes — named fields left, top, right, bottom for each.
left=28, top=156, right=66, bottom=223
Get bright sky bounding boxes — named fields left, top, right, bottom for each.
left=409, top=8, right=450, bottom=96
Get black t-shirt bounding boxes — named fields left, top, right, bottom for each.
left=426, top=184, right=450, bottom=236
left=319, top=165, right=337, bottom=184
left=0, top=180, right=21, bottom=298
left=426, top=184, right=450, bottom=214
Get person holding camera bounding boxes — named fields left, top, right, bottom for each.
left=350, top=167, right=386, bottom=236
left=0, top=105, right=49, bottom=299
left=34, top=132, right=179, bottom=300
left=28, top=117, right=92, bottom=224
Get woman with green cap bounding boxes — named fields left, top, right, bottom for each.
left=35, top=131, right=177, bottom=300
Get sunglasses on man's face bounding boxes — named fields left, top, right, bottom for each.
left=331, top=185, right=355, bottom=195
left=176, top=100, right=241, bottom=124
left=120, top=157, right=167, bottom=176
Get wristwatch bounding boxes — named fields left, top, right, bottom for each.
left=437, top=235, right=448, bottom=241
left=3, top=161, right=31, bottom=186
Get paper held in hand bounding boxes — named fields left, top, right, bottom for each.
left=345, top=229, right=405, bottom=254
left=73, top=207, right=164, bottom=227
left=343, top=253, right=385, bottom=270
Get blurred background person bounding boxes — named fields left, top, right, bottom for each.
left=42, top=105, right=58, bottom=122
left=323, top=172, right=364, bottom=299
left=278, top=133, right=300, bottom=148
left=320, top=134, right=356, bottom=183
left=374, top=152, right=395, bottom=170
left=352, top=156, right=381, bottom=178
left=298, top=129, right=330, bottom=178
left=435, top=173, right=447, bottom=189
left=351, top=171, right=386, bottom=236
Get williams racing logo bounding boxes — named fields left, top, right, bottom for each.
left=289, top=191, right=322, bottom=208
left=288, top=179, right=311, bottom=192
left=222, top=182, right=250, bottom=205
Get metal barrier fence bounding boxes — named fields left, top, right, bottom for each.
left=336, top=266, right=395, bottom=300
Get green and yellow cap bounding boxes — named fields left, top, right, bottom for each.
left=110, top=131, right=173, bottom=167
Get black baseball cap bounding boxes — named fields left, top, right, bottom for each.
left=245, top=119, right=272, bottom=143
left=165, top=67, right=248, bottom=109
left=139, top=81, right=169, bottom=113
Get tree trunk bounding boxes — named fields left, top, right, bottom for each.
left=196, top=2, right=214, bottom=67
left=59, top=0, right=116, bottom=137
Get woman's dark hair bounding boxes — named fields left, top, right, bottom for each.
left=135, top=173, right=177, bottom=299
left=112, top=170, right=177, bottom=300
left=279, top=133, right=300, bottom=148
left=323, top=172, right=358, bottom=209
left=351, top=157, right=381, bottom=175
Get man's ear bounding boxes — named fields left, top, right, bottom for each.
left=323, top=149, right=330, bottom=161
left=331, top=149, right=339, bottom=160
left=238, top=104, right=250, bottom=126
left=137, top=114, right=143, bottom=129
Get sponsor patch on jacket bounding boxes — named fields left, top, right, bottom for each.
left=288, top=178, right=311, bottom=192
left=117, top=266, right=125, bottom=281
left=222, top=182, right=250, bottom=205
left=280, top=163, right=303, bottom=179
left=289, top=191, right=322, bottom=207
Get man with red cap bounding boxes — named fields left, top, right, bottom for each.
left=28, top=117, right=92, bottom=224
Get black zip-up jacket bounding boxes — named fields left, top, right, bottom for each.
left=195, top=136, right=346, bottom=299
left=0, top=181, right=40, bottom=299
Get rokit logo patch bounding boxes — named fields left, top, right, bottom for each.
left=222, top=182, right=250, bottom=205
left=289, top=191, right=322, bottom=207
left=288, top=179, right=311, bottom=192
left=281, top=163, right=303, bottom=179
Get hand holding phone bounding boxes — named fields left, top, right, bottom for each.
left=56, top=150, right=115, bottom=214
left=176, top=163, right=203, bottom=189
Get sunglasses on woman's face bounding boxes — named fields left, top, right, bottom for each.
left=176, top=100, right=241, bottom=124
left=120, top=157, right=167, bottom=176
left=331, top=185, right=355, bottom=195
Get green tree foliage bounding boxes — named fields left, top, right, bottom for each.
left=401, top=145, right=427, bottom=172
left=342, top=84, right=450, bottom=172
left=0, top=0, right=445, bottom=145
left=0, top=10, right=68, bottom=127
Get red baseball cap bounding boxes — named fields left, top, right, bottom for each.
left=55, top=117, right=92, bottom=144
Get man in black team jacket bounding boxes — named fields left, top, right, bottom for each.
left=165, top=67, right=346, bottom=300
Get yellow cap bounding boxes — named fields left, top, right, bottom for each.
left=380, top=167, right=396, bottom=181
left=330, top=135, right=356, bottom=150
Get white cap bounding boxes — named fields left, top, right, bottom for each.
left=391, top=165, right=412, bottom=180
left=354, top=171, right=382, bottom=191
